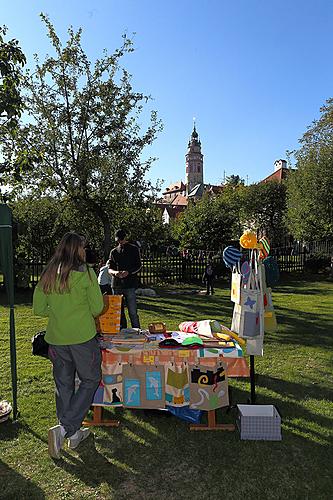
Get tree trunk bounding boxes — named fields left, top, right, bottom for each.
left=103, top=219, right=112, bottom=259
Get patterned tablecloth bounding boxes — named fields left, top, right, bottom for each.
left=92, top=340, right=250, bottom=408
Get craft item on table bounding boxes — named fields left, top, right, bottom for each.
left=223, top=246, right=242, bottom=269
left=215, top=329, right=246, bottom=347
left=202, top=339, right=236, bottom=349
left=263, top=256, right=280, bottom=287
left=121, top=327, right=148, bottom=336
left=259, top=236, right=270, bottom=259
left=95, top=294, right=122, bottom=334
left=148, top=322, right=167, bottom=334
left=165, top=362, right=190, bottom=406
left=231, top=268, right=242, bottom=304
left=189, top=361, right=229, bottom=411
left=93, top=361, right=124, bottom=406
left=178, top=319, right=221, bottom=338
left=213, top=332, right=231, bottom=341
left=122, top=364, right=165, bottom=409
left=159, top=332, right=203, bottom=349
left=110, top=332, right=147, bottom=344
left=159, top=338, right=183, bottom=348
left=240, top=230, right=258, bottom=249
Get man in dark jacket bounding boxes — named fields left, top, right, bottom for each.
left=108, top=229, right=141, bottom=328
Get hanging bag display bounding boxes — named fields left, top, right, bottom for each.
left=231, top=251, right=262, bottom=338
left=122, top=364, right=165, bottom=409
left=264, top=287, right=277, bottom=332
left=231, top=263, right=242, bottom=305
left=189, top=361, right=229, bottom=411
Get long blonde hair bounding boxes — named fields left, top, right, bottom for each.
left=39, top=232, right=86, bottom=294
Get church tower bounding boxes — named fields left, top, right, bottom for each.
left=185, top=123, right=204, bottom=196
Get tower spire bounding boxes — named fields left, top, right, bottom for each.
left=185, top=120, right=204, bottom=196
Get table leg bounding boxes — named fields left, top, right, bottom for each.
left=190, top=409, right=235, bottom=431
left=83, top=405, right=120, bottom=427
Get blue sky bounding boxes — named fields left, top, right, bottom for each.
left=2, top=0, right=332, bottom=189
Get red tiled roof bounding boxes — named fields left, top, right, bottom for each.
left=260, top=168, right=289, bottom=183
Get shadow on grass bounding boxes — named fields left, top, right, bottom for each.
left=0, top=459, right=46, bottom=499
left=272, top=305, right=333, bottom=348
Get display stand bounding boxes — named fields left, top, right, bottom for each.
left=84, top=405, right=235, bottom=432
left=190, top=409, right=235, bottom=432
left=249, top=355, right=256, bottom=404
left=83, top=406, right=120, bottom=427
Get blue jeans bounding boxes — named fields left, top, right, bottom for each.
left=48, top=337, right=101, bottom=437
left=112, top=288, right=140, bottom=329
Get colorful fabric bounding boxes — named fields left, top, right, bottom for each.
left=122, top=364, right=165, bottom=409
left=231, top=270, right=242, bottom=304
left=165, top=362, right=190, bottom=407
left=189, top=361, right=229, bottom=410
left=259, top=237, right=270, bottom=259
left=178, top=320, right=221, bottom=337
left=91, top=344, right=249, bottom=407
left=223, top=246, right=242, bottom=269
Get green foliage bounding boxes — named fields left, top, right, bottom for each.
left=224, top=174, right=244, bottom=186
left=286, top=98, right=333, bottom=240
left=172, top=193, right=239, bottom=250
left=240, top=181, right=287, bottom=245
left=0, top=26, right=26, bottom=128
left=304, top=252, right=331, bottom=274
left=2, top=15, right=162, bottom=255
left=0, top=26, right=26, bottom=189
left=11, top=196, right=68, bottom=258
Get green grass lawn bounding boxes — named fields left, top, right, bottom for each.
left=0, top=276, right=332, bottom=500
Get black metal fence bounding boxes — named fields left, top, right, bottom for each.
left=15, top=239, right=332, bottom=287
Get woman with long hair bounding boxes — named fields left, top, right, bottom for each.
left=33, top=232, right=104, bottom=459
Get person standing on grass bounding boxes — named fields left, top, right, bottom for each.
left=97, top=259, right=112, bottom=295
left=33, top=232, right=104, bottom=459
left=108, top=228, right=141, bottom=329
left=202, top=259, right=215, bottom=295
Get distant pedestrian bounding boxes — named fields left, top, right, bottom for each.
left=202, top=260, right=215, bottom=295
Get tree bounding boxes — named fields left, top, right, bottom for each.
left=0, top=26, right=26, bottom=129
left=224, top=174, right=245, bottom=187
left=172, top=194, right=238, bottom=250
left=240, top=181, right=287, bottom=245
left=1, top=15, right=162, bottom=256
left=0, top=26, right=26, bottom=191
left=286, top=98, right=333, bottom=240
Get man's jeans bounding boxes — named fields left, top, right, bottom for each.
left=112, top=287, right=140, bottom=329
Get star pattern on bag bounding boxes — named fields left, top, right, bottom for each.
left=244, top=296, right=256, bottom=309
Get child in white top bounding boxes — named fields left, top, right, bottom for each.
left=97, top=261, right=112, bottom=294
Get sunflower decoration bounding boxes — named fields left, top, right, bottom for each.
left=239, top=230, right=258, bottom=249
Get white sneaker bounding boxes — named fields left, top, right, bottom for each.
left=68, top=428, right=91, bottom=450
left=48, top=425, right=65, bottom=459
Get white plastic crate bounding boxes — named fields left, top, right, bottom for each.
left=237, top=404, right=282, bottom=440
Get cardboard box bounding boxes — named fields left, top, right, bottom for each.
left=95, top=295, right=122, bottom=334
left=237, top=404, right=282, bottom=440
